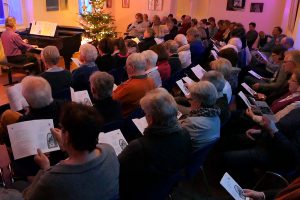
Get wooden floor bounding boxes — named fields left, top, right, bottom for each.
left=0, top=55, right=76, bottom=107
left=0, top=71, right=26, bottom=107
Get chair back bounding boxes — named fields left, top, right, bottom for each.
left=185, top=139, right=219, bottom=179
left=253, top=171, right=289, bottom=191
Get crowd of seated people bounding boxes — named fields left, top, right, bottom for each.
left=1, top=13, right=300, bottom=200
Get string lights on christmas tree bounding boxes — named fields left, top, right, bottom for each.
left=80, top=0, right=116, bottom=41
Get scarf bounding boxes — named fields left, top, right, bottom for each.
left=189, top=106, right=221, bottom=118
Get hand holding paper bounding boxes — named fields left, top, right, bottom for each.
left=34, top=148, right=50, bottom=170
left=220, top=172, right=248, bottom=200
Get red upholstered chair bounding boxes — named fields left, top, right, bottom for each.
left=0, top=144, right=14, bottom=188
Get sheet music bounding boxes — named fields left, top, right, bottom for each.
left=7, top=119, right=59, bottom=160
left=6, top=83, right=29, bottom=112
left=257, top=50, right=269, bottom=63
left=211, top=50, right=219, bottom=60
left=248, top=70, right=263, bottom=80
left=70, top=87, right=93, bottom=106
left=177, top=111, right=183, bottom=119
left=191, top=65, right=206, bottom=80
left=132, top=117, right=148, bottom=135
left=71, top=58, right=82, bottom=68
left=182, top=76, right=195, bottom=85
left=213, top=44, right=219, bottom=52
left=176, top=79, right=190, bottom=96
left=220, top=172, right=248, bottom=200
left=98, top=129, right=128, bottom=155
left=154, top=38, right=164, bottom=44
left=241, top=82, right=257, bottom=96
left=113, top=84, right=118, bottom=91
left=238, top=91, right=252, bottom=108
left=132, top=37, right=140, bottom=44
left=30, top=21, right=57, bottom=37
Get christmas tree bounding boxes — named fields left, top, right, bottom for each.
left=80, top=0, right=116, bottom=41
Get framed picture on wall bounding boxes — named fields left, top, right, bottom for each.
left=122, top=0, right=130, bottom=8
left=106, top=0, right=112, bottom=8
left=46, top=0, right=59, bottom=11
left=250, top=3, right=264, bottom=13
left=148, top=0, right=163, bottom=11
left=226, top=0, right=246, bottom=11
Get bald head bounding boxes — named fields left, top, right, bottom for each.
left=21, top=76, right=53, bottom=108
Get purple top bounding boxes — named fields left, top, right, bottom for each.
left=1, top=27, right=32, bottom=57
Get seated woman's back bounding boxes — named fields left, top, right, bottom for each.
left=24, top=144, right=119, bottom=200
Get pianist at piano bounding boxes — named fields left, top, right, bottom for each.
left=1, top=16, right=39, bottom=73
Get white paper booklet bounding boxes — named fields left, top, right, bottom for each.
left=213, top=44, right=220, bottom=52
left=211, top=50, right=219, bottom=60
left=257, top=50, right=269, bottom=63
left=113, top=84, right=118, bottom=91
left=70, top=87, right=93, bottom=106
left=71, top=58, right=82, bottom=68
left=6, top=83, right=29, bottom=112
left=238, top=91, right=252, bottom=108
left=241, top=82, right=257, bottom=96
left=132, top=37, right=140, bottom=44
left=220, top=172, right=249, bottom=200
left=248, top=70, right=263, bottom=80
left=98, top=129, right=128, bottom=155
left=182, top=76, right=195, bottom=85
left=191, top=65, right=206, bottom=80
left=132, top=117, right=148, bottom=135
left=7, top=119, right=59, bottom=160
left=154, top=38, right=164, bottom=44
left=176, top=79, right=190, bottom=96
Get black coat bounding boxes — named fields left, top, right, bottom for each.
left=118, top=124, right=192, bottom=200
left=94, top=97, right=123, bottom=124
left=138, top=37, right=157, bottom=52
left=168, top=53, right=182, bottom=75
left=95, top=54, right=116, bottom=72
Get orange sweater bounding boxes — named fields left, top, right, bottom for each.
left=113, top=75, right=155, bottom=117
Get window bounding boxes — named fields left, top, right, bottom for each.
left=0, top=0, right=23, bottom=25
left=78, top=0, right=93, bottom=14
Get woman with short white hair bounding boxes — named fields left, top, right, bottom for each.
left=40, top=46, right=72, bottom=100
left=180, top=81, right=221, bottom=150
left=141, top=50, right=162, bottom=87
left=118, top=88, right=192, bottom=200
left=210, top=58, right=233, bottom=103
left=71, top=43, right=99, bottom=95
left=90, top=71, right=122, bottom=124
left=174, top=34, right=192, bottom=68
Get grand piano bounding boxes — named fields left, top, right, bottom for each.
left=19, top=25, right=85, bottom=70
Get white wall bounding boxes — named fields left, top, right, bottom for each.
left=18, top=0, right=288, bottom=38
left=214, top=0, right=285, bottom=34
left=106, top=0, right=172, bottom=36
